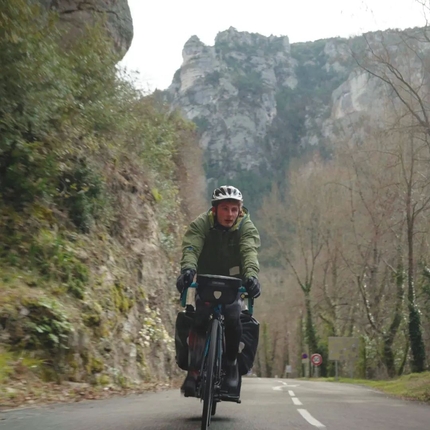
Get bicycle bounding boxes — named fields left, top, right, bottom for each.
left=180, top=274, right=254, bottom=430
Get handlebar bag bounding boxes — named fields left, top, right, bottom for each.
left=196, top=274, right=241, bottom=305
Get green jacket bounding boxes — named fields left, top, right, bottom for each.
left=180, top=207, right=260, bottom=281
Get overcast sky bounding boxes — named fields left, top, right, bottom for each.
left=120, top=0, right=428, bottom=91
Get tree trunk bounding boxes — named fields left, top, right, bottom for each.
left=282, top=327, right=290, bottom=377
left=382, top=261, right=405, bottom=377
left=406, top=194, right=426, bottom=372
left=397, top=337, right=409, bottom=376
left=304, top=289, right=318, bottom=357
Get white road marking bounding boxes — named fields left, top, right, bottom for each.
left=272, top=386, right=283, bottom=391
left=276, top=380, right=299, bottom=387
left=297, top=409, right=326, bottom=428
left=288, top=390, right=295, bottom=397
left=292, top=397, right=303, bottom=406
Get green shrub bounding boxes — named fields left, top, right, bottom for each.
left=60, top=161, right=110, bottom=233
left=20, top=297, right=73, bottom=352
left=0, top=1, right=194, bottom=260
left=28, top=229, right=89, bottom=298
left=0, top=2, right=115, bottom=231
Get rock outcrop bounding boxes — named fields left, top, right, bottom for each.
left=39, top=0, right=133, bottom=58
left=167, top=27, right=297, bottom=175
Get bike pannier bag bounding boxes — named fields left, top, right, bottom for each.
left=238, top=312, right=260, bottom=375
left=175, top=311, right=193, bottom=370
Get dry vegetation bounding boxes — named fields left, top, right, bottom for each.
left=255, top=21, right=430, bottom=379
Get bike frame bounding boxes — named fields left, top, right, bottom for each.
left=181, top=282, right=253, bottom=430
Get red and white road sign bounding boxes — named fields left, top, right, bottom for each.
left=311, top=353, right=323, bottom=366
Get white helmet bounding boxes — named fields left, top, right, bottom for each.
left=211, top=185, right=243, bottom=205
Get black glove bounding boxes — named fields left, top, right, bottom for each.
left=176, top=269, right=196, bottom=294
left=245, top=276, right=261, bottom=298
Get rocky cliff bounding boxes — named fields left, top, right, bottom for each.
left=166, top=27, right=429, bottom=208
left=168, top=29, right=296, bottom=170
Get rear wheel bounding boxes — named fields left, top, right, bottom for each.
left=201, top=319, right=219, bottom=430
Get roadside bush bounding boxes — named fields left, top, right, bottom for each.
left=1, top=295, right=72, bottom=353
left=23, top=298, right=73, bottom=352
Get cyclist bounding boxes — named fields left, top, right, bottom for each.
left=176, top=185, right=261, bottom=397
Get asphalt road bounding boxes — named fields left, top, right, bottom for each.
left=1, top=378, right=429, bottom=430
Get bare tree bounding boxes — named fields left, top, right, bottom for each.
left=352, top=28, right=430, bottom=372
left=260, top=158, right=328, bottom=359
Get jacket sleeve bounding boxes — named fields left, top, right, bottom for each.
left=180, top=215, right=207, bottom=271
left=240, top=219, right=261, bottom=279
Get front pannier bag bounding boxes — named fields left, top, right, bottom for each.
left=175, top=311, right=193, bottom=370
left=238, top=311, right=260, bottom=375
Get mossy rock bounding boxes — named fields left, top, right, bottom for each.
left=115, top=374, right=131, bottom=388
left=111, top=281, right=134, bottom=314
left=82, top=302, right=103, bottom=327
left=136, top=346, right=146, bottom=365
left=96, top=374, right=111, bottom=386
left=83, top=353, right=104, bottom=375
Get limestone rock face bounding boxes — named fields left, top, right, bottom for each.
left=166, top=27, right=429, bottom=204
left=39, top=0, right=133, bottom=58
left=167, top=27, right=297, bottom=177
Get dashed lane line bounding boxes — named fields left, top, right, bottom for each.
left=292, top=397, right=303, bottom=406
left=283, top=385, right=325, bottom=428
left=297, top=409, right=326, bottom=428
left=273, top=381, right=325, bottom=428
left=277, top=380, right=299, bottom=387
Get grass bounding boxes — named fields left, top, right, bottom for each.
left=0, top=350, right=45, bottom=378
left=319, top=372, right=430, bottom=402
left=0, top=351, right=14, bottom=383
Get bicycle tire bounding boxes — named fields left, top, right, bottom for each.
left=201, top=319, right=219, bottom=430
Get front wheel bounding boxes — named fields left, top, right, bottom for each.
left=201, top=319, right=219, bottom=430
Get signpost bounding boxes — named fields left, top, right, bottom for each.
left=311, top=353, right=322, bottom=366
left=301, top=353, right=309, bottom=377
left=328, top=337, right=359, bottom=380
left=311, top=353, right=322, bottom=377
